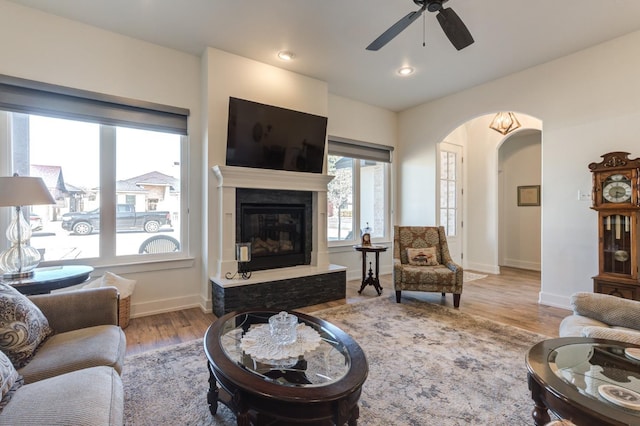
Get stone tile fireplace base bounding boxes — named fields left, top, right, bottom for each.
left=210, top=266, right=346, bottom=317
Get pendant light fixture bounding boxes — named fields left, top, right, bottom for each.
left=489, top=112, right=521, bottom=135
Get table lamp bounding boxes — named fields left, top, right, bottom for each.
left=0, top=174, right=56, bottom=279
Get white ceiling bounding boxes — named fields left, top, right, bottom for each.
left=8, top=0, right=640, bottom=111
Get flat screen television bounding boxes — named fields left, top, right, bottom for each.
left=226, top=97, right=328, bottom=173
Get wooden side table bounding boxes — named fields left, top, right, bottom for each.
left=354, top=245, right=387, bottom=295
left=1, top=265, right=94, bottom=295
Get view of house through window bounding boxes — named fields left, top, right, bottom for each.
left=115, top=127, right=181, bottom=256
left=3, top=112, right=181, bottom=261
left=327, top=155, right=354, bottom=240
left=327, top=154, right=389, bottom=244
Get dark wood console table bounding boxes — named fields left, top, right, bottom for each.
left=354, top=245, right=387, bottom=296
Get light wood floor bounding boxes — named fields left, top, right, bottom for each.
left=123, top=267, right=570, bottom=356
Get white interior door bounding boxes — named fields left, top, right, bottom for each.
left=438, top=143, right=463, bottom=265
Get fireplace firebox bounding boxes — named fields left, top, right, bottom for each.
left=236, top=188, right=312, bottom=272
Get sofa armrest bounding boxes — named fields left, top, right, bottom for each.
left=581, top=326, right=640, bottom=345
left=28, top=287, right=119, bottom=333
left=571, top=292, right=640, bottom=330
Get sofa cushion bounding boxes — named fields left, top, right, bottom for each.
left=0, top=284, right=52, bottom=368
left=406, top=247, right=439, bottom=266
left=17, top=325, right=125, bottom=384
left=0, top=366, right=123, bottom=426
left=571, top=292, right=640, bottom=329
left=0, top=351, right=21, bottom=411
left=398, top=264, right=458, bottom=286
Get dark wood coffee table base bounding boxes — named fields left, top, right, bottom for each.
left=205, top=310, right=368, bottom=426
left=207, top=361, right=362, bottom=425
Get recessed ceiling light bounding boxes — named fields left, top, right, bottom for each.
left=397, top=66, right=414, bottom=76
left=278, top=51, right=296, bottom=61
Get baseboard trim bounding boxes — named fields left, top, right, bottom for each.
left=538, top=290, right=571, bottom=310
left=464, top=262, right=500, bottom=275
left=130, top=295, right=203, bottom=318
left=502, top=258, right=541, bottom=271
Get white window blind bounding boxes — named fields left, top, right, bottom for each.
left=328, top=136, right=393, bottom=163
left=0, top=74, right=189, bottom=135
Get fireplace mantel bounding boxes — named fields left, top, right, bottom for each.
left=212, top=165, right=333, bottom=192
left=211, top=165, right=334, bottom=283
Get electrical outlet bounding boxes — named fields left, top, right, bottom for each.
left=578, top=190, right=592, bottom=201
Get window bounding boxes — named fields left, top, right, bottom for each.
left=327, top=137, right=392, bottom=245
left=439, top=150, right=457, bottom=237
left=0, top=75, right=189, bottom=265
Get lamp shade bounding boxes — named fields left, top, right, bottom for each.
left=0, top=176, right=56, bottom=207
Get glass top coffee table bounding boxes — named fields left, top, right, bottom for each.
left=526, top=337, right=640, bottom=426
left=204, top=309, right=368, bottom=425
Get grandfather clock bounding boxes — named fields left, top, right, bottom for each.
left=589, top=152, right=640, bottom=300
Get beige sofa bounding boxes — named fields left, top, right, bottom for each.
left=559, top=292, right=640, bottom=345
left=0, top=287, right=126, bottom=425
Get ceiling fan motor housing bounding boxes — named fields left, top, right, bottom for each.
left=413, top=0, right=449, bottom=12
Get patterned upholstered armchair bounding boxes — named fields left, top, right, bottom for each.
left=393, top=226, right=463, bottom=307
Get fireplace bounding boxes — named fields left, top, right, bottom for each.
left=210, top=165, right=346, bottom=316
left=237, top=188, right=313, bottom=271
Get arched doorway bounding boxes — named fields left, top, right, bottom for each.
left=438, top=112, right=542, bottom=275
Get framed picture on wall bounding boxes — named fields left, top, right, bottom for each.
left=517, top=185, right=541, bottom=206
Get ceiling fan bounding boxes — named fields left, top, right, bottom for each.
left=366, top=0, right=474, bottom=51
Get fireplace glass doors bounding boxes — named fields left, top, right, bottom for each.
left=240, top=204, right=306, bottom=271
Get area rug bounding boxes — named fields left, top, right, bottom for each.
left=463, top=271, right=488, bottom=283
left=122, top=297, right=550, bottom=425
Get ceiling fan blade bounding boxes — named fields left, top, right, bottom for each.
left=366, top=8, right=426, bottom=51
left=436, top=7, right=474, bottom=50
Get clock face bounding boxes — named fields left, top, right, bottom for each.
left=603, top=175, right=632, bottom=203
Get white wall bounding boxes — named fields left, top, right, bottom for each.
left=498, top=131, right=542, bottom=271
left=397, top=29, right=640, bottom=308
left=0, top=1, right=204, bottom=316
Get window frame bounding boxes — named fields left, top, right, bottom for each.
left=0, top=76, right=191, bottom=269
left=327, top=137, right=393, bottom=248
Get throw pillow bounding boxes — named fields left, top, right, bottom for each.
left=406, top=247, right=439, bottom=266
left=0, top=284, right=53, bottom=368
left=101, top=271, right=136, bottom=299
left=0, top=350, right=22, bottom=410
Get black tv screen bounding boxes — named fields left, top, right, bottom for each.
left=226, top=97, right=328, bottom=173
